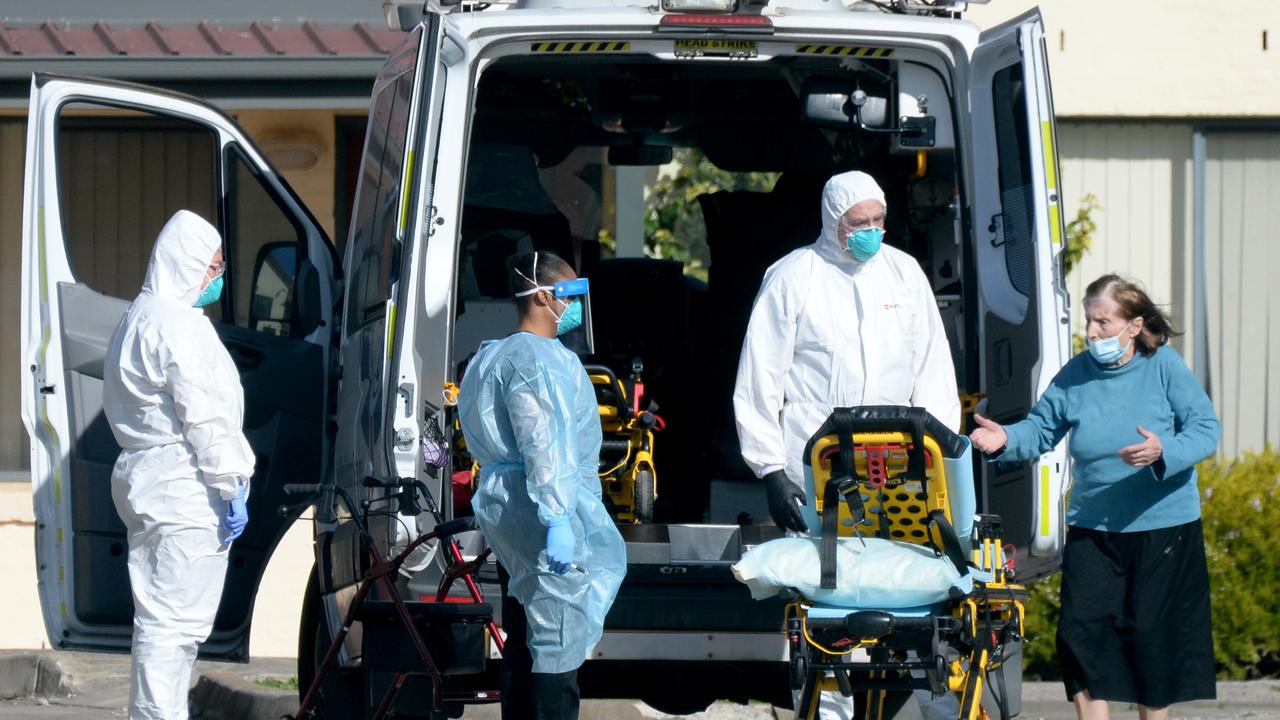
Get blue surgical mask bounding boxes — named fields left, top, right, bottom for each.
left=1087, top=321, right=1133, bottom=365
left=194, top=276, right=223, bottom=308
left=554, top=299, right=582, bottom=335
left=845, top=227, right=884, bottom=262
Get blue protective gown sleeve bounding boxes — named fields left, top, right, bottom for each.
left=575, top=371, right=606, bottom=494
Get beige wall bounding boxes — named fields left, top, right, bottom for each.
left=235, top=110, right=340, bottom=242
left=0, top=484, right=44, bottom=649
left=1056, top=122, right=1195, bottom=355
left=965, top=1, right=1280, bottom=118
left=1203, top=130, right=1280, bottom=457
left=0, top=483, right=314, bottom=657
left=1054, top=120, right=1280, bottom=457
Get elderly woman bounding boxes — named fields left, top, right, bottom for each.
left=970, top=274, right=1220, bottom=720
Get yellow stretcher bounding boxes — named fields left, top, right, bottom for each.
left=783, top=407, right=1026, bottom=720
left=585, top=361, right=662, bottom=524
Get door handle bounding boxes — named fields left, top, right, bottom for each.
left=226, top=344, right=265, bottom=370
left=988, top=213, right=1005, bottom=247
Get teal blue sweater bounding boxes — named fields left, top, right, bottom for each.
left=999, top=346, right=1220, bottom=532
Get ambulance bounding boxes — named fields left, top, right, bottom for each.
left=21, top=0, right=1070, bottom=714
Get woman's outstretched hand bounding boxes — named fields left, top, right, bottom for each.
left=969, top=412, right=1009, bottom=455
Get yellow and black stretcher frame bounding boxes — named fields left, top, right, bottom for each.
left=786, top=406, right=1027, bottom=720
left=584, top=362, right=661, bottom=524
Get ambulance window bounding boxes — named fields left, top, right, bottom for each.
left=344, top=57, right=416, bottom=336
left=56, top=110, right=217, bottom=301
left=224, top=147, right=304, bottom=336
left=991, top=63, right=1035, bottom=298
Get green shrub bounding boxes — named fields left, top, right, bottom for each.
left=1200, top=448, right=1280, bottom=678
left=1063, top=193, right=1100, bottom=278
left=1020, top=573, right=1062, bottom=680
left=1018, top=449, right=1280, bottom=680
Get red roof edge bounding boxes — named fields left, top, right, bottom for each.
left=303, top=21, right=336, bottom=55
left=197, top=21, right=232, bottom=56
left=41, top=21, right=74, bottom=55
left=144, top=21, right=179, bottom=55
left=0, top=24, right=20, bottom=55
left=250, top=21, right=284, bottom=55
left=354, top=21, right=392, bottom=54
left=93, top=22, right=126, bottom=55
left=0, top=20, right=405, bottom=59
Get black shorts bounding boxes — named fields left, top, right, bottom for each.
left=1057, top=520, right=1216, bottom=708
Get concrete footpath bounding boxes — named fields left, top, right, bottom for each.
left=1, top=650, right=1278, bottom=719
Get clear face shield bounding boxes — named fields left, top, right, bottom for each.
left=550, top=277, right=594, bottom=356
left=514, top=255, right=595, bottom=355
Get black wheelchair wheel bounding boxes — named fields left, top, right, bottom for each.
left=296, top=564, right=364, bottom=719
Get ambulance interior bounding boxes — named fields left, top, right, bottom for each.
left=451, top=50, right=977, bottom=526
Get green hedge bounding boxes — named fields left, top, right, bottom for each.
left=1021, top=448, right=1280, bottom=680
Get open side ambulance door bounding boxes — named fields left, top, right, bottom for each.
left=19, top=74, right=338, bottom=658
left=967, top=9, right=1072, bottom=577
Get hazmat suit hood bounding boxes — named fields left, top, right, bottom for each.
left=140, top=210, right=221, bottom=307
left=817, top=171, right=887, bottom=265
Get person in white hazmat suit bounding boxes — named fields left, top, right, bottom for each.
left=103, top=210, right=255, bottom=720
left=734, top=172, right=962, bottom=719
left=459, top=251, right=626, bottom=720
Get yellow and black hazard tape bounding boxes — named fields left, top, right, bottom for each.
left=795, top=44, right=894, bottom=58
left=531, top=40, right=631, bottom=53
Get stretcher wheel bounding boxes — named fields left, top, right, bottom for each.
left=633, top=468, right=655, bottom=524
left=790, top=649, right=809, bottom=689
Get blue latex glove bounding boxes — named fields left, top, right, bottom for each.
left=546, top=517, right=575, bottom=575
left=222, top=482, right=249, bottom=545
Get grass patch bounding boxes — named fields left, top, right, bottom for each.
left=255, top=676, right=299, bottom=691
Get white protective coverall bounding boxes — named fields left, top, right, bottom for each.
left=103, top=210, right=255, bottom=720
left=735, top=173, right=963, bottom=720
left=734, top=171, right=960, bottom=527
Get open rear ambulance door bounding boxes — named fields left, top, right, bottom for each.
left=967, top=9, right=1072, bottom=577
left=19, top=74, right=338, bottom=658
left=327, top=14, right=448, bottom=545
left=284, top=14, right=458, bottom=686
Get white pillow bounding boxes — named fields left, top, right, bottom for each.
left=732, top=536, right=966, bottom=609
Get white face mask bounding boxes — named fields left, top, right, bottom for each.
left=1087, top=320, right=1133, bottom=365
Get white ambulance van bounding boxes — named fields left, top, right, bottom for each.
left=21, top=0, right=1071, bottom=714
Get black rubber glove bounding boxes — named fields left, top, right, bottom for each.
left=764, top=470, right=809, bottom=533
